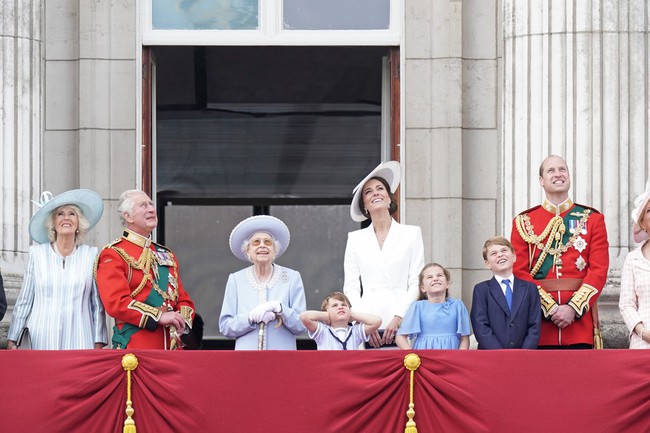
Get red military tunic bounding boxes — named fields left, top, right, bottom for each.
left=510, top=199, right=609, bottom=346
left=95, top=229, right=195, bottom=349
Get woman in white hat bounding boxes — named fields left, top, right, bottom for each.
left=619, top=179, right=650, bottom=349
left=7, top=189, right=107, bottom=350
left=219, top=215, right=307, bottom=350
left=343, top=161, right=425, bottom=348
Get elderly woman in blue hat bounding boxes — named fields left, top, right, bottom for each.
left=343, top=161, right=425, bottom=348
left=7, top=189, right=107, bottom=350
left=619, top=179, right=650, bottom=349
left=219, top=215, right=306, bottom=350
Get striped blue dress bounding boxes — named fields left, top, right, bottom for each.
left=8, top=243, right=107, bottom=349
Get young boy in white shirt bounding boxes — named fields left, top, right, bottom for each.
left=300, top=292, right=381, bottom=350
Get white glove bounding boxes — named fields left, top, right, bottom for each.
left=249, top=301, right=282, bottom=323
left=261, top=311, right=276, bottom=324
left=261, top=300, right=282, bottom=314
left=249, top=305, right=266, bottom=323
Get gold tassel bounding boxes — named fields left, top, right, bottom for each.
left=594, top=328, right=604, bottom=350
left=121, top=353, right=139, bottom=433
left=403, top=353, right=421, bottom=433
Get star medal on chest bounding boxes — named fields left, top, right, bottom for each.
left=575, top=256, right=587, bottom=272
left=573, top=236, right=588, bottom=253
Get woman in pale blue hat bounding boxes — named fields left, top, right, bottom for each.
left=343, top=161, right=425, bottom=348
left=7, top=189, right=108, bottom=350
left=219, top=215, right=307, bottom=350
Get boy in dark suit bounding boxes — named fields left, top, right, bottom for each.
left=471, top=237, right=541, bottom=349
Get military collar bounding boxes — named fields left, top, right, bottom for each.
left=122, top=228, right=152, bottom=249
left=542, top=197, right=573, bottom=215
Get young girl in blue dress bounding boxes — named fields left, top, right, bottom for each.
left=396, top=263, right=470, bottom=350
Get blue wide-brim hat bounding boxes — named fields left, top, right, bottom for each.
left=229, top=215, right=290, bottom=262
left=350, top=161, right=401, bottom=222
left=29, top=189, right=104, bottom=244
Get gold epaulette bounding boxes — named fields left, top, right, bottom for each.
left=568, top=284, right=598, bottom=317
left=93, top=237, right=124, bottom=280
left=537, top=285, right=558, bottom=318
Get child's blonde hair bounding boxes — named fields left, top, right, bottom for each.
left=320, top=292, right=352, bottom=311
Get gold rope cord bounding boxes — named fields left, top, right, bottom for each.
left=121, top=354, right=139, bottom=433
left=403, top=353, right=421, bottom=433
left=111, top=246, right=179, bottom=301
left=514, top=212, right=590, bottom=277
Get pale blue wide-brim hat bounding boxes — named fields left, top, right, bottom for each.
left=350, top=160, right=401, bottom=222
left=229, top=215, right=290, bottom=262
left=29, top=189, right=104, bottom=244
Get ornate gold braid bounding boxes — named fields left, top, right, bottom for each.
left=515, top=211, right=591, bottom=277
left=110, top=246, right=177, bottom=301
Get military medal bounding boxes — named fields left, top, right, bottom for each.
left=152, top=258, right=160, bottom=282
left=574, top=236, right=587, bottom=253
left=575, top=256, right=587, bottom=272
left=154, top=251, right=175, bottom=266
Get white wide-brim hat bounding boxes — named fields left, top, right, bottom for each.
left=229, top=215, right=291, bottom=262
left=631, top=178, right=650, bottom=243
left=350, top=161, right=401, bottom=222
left=29, top=189, right=104, bottom=244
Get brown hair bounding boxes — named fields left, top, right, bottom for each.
left=482, top=236, right=514, bottom=261
left=320, top=292, right=352, bottom=311
left=418, top=263, right=450, bottom=300
left=358, top=176, right=398, bottom=220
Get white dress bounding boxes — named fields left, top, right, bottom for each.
left=343, top=220, right=425, bottom=328
left=8, top=243, right=107, bottom=349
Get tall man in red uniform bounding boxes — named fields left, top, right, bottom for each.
left=510, top=155, right=609, bottom=348
left=95, top=190, right=195, bottom=349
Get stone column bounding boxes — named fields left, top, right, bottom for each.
left=0, top=0, right=43, bottom=330
left=405, top=0, right=501, bottom=304
left=502, top=0, right=650, bottom=347
left=404, top=0, right=466, bottom=296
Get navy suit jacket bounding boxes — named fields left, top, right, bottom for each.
left=470, top=276, right=541, bottom=349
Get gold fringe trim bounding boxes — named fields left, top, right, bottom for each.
left=122, top=354, right=139, bottom=433
left=403, top=353, right=421, bottom=433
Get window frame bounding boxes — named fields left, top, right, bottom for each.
left=141, top=0, right=402, bottom=46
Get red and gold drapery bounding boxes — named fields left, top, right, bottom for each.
left=2, top=349, right=648, bottom=432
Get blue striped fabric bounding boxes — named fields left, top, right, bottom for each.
left=8, top=243, right=107, bottom=349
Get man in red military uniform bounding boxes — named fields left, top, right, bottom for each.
left=95, top=190, right=195, bottom=349
left=510, top=155, right=609, bottom=348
